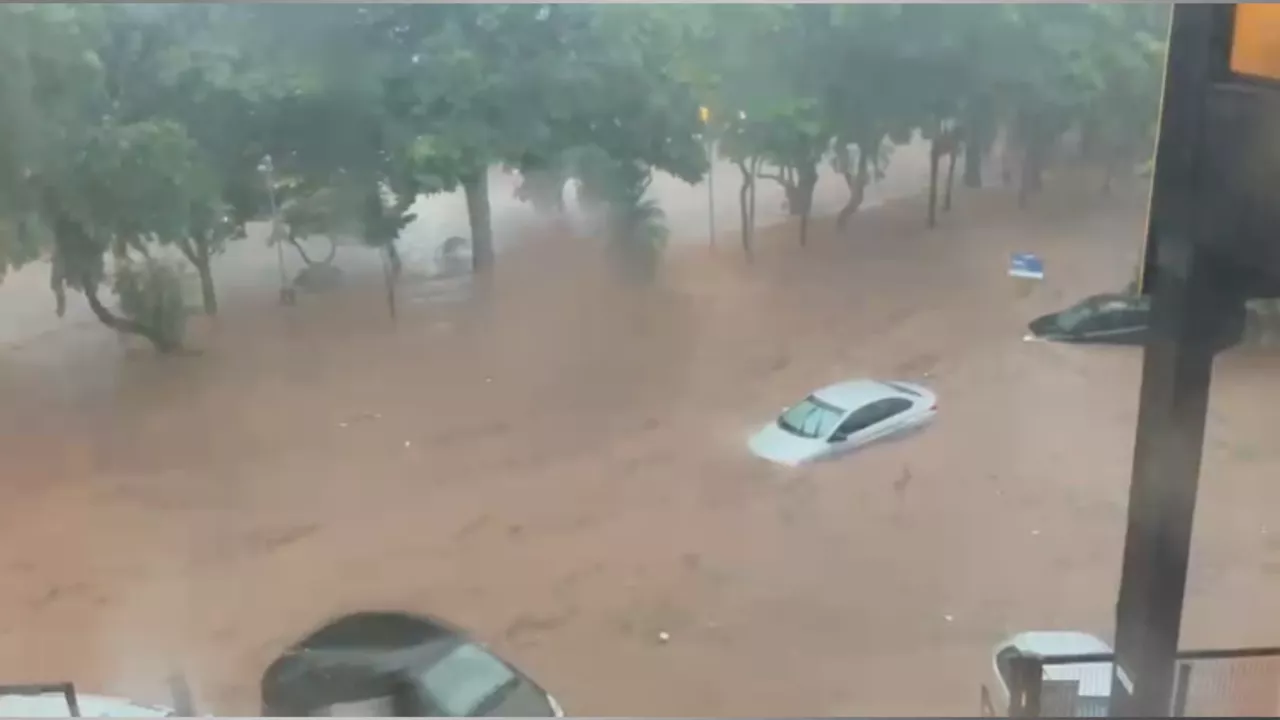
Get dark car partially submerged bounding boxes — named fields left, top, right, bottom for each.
left=261, top=611, right=564, bottom=717
left=1026, top=293, right=1243, bottom=349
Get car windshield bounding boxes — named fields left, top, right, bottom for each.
left=419, top=644, right=517, bottom=717
left=777, top=395, right=847, bottom=439
left=1056, top=301, right=1102, bottom=331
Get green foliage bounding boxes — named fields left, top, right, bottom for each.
left=572, top=146, right=669, bottom=282
left=0, top=2, right=1172, bottom=336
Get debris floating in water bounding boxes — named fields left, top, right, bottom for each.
left=657, top=631, right=670, bottom=643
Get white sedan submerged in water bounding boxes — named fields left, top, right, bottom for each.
left=748, top=379, right=937, bottom=466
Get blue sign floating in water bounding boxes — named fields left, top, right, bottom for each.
left=1009, top=252, right=1045, bottom=280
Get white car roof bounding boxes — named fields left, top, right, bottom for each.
left=811, top=379, right=926, bottom=409
left=1007, top=631, right=1112, bottom=657
left=1005, top=631, right=1114, bottom=699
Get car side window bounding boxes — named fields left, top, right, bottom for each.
left=834, top=397, right=912, bottom=438
left=1071, top=308, right=1110, bottom=333
left=878, top=397, right=912, bottom=419
left=1099, top=308, right=1145, bottom=333
left=834, top=403, right=884, bottom=437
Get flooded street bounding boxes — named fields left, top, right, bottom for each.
left=4, top=158, right=1280, bottom=716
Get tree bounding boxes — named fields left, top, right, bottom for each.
left=251, top=4, right=705, bottom=280
left=90, top=4, right=270, bottom=316
left=0, top=5, right=106, bottom=288
left=0, top=6, right=192, bottom=351
left=43, top=119, right=217, bottom=352
left=1081, top=5, right=1168, bottom=195
left=676, top=5, right=783, bottom=257
left=1, top=2, right=1176, bottom=339
left=980, top=4, right=1148, bottom=207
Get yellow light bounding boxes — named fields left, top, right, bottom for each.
left=699, top=106, right=711, bottom=124
left=1232, top=4, right=1280, bottom=80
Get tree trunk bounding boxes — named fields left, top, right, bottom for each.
left=386, top=238, right=403, bottom=280
left=50, top=249, right=67, bottom=318
left=1017, top=155, right=1032, bottom=209
left=192, top=236, right=217, bottom=316
left=178, top=236, right=218, bottom=316
left=796, top=164, right=818, bottom=247
left=963, top=126, right=984, bottom=188
left=287, top=233, right=337, bottom=266
left=463, top=170, right=495, bottom=273
left=383, top=242, right=398, bottom=322
left=83, top=280, right=177, bottom=353
left=1001, top=122, right=1018, bottom=188
left=748, top=157, right=759, bottom=244
left=196, top=250, right=217, bottom=316
left=1028, top=143, right=1046, bottom=193
left=943, top=147, right=959, bottom=212
left=1018, top=139, right=1046, bottom=209
left=836, top=148, right=870, bottom=232
left=927, top=140, right=941, bottom=228
left=736, top=160, right=753, bottom=262
left=1018, top=114, right=1049, bottom=209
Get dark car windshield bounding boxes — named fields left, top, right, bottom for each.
left=1056, top=301, right=1101, bottom=331
left=777, top=395, right=847, bottom=439
left=1055, top=296, right=1148, bottom=333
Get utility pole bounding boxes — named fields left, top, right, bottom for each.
left=258, top=155, right=294, bottom=306
left=1110, top=5, right=1275, bottom=715
left=700, top=106, right=716, bottom=249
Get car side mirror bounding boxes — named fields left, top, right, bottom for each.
left=829, top=431, right=849, bottom=443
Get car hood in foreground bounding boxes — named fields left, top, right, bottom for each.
left=748, top=423, right=825, bottom=467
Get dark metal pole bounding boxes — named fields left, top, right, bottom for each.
left=1010, top=655, right=1044, bottom=718
left=1110, top=244, right=1225, bottom=716
left=1109, top=5, right=1238, bottom=717
left=1170, top=662, right=1193, bottom=717
left=707, top=138, right=717, bottom=249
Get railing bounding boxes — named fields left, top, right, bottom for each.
left=993, top=646, right=1280, bottom=717
left=0, top=683, right=81, bottom=717
left=0, top=673, right=195, bottom=717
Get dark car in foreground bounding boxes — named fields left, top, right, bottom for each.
left=1026, top=293, right=1243, bottom=349
left=261, top=611, right=564, bottom=717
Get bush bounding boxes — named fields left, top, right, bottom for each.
left=608, top=195, right=669, bottom=283
left=113, top=258, right=189, bottom=349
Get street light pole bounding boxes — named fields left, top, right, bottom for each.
left=707, top=138, right=716, bottom=250
left=700, top=106, right=716, bottom=249
left=259, top=155, right=293, bottom=306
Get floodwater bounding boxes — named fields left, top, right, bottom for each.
left=4, top=148, right=1280, bottom=716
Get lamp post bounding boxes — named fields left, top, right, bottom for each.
left=258, top=155, right=294, bottom=306
left=700, top=106, right=715, bottom=249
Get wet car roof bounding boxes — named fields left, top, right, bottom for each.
left=812, top=379, right=906, bottom=409
left=262, top=612, right=467, bottom=714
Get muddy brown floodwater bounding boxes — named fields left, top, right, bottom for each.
left=4, top=167, right=1280, bottom=716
